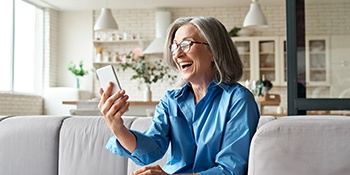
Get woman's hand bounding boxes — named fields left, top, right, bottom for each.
left=132, top=165, right=169, bottom=175
left=98, top=82, right=130, bottom=135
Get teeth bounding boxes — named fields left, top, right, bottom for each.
left=179, top=62, right=193, bottom=69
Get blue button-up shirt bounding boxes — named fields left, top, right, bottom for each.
left=106, top=81, right=260, bottom=175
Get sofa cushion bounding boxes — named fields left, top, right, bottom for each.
left=127, top=117, right=168, bottom=174
left=0, top=115, right=68, bottom=175
left=58, top=116, right=136, bottom=175
left=248, top=115, right=350, bottom=175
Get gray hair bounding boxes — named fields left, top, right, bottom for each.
left=164, top=16, right=243, bottom=85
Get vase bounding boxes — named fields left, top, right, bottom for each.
left=75, top=77, right=80, bottom=89
left=143, top=85, right=152, bottom=102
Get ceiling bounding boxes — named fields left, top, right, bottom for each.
left=29, top=0, right=348, bottom=11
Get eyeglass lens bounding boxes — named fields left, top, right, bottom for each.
left=170, top=40, right=191, bottom=53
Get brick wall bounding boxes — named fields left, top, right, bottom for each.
left=44, top=8, right=59, bottom=88
left=0, top=93, right=43, bottom=115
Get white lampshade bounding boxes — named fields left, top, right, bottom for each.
left=94, top=8, right=118, bottom=32
left=243, top=0, right=268, bottom=28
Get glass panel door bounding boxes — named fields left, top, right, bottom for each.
left=235, top=40, right=251, bottom=82
left=258, top=40, right=276, bottom=83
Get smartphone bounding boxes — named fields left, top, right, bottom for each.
left=96, top=65, right=122, bottom=95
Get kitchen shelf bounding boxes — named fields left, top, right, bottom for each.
left=93, top=39, right=145, bottom=45
left=93, top=61, right=122, bottom=67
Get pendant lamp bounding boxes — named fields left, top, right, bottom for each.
left=94, top=8, right=118, bottom=32
left=243, top=0, right=268, bottom=28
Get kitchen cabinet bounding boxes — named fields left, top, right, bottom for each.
left=232, top=37, right=281, bottom=85
left=279, top=36, right=330, bottom=86
left=232, top=36, right=330, bottom=87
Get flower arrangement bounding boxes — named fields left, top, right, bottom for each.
left=67, top=60, right=92, bottom=88
left=118, top=48, right=177, bottom=86
left=67, top=60, right=90, bottom=77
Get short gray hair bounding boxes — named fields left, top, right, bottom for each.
left=164, top=16, right=243, bottom=85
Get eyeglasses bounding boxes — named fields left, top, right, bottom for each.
left=170, top=40, right=209, bottom=53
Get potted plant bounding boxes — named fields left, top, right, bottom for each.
left=228, top=26, right=241, bottom=37
left=255, top=74, right=273, bottom=96
left=118, top=49, right=177, bottom=101
left=67, top=60, right=91, bottom=89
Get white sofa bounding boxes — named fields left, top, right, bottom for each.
left=1, top=115, right=349, bottom=175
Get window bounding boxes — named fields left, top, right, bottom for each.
left=0, top=0, right=44, bottom=94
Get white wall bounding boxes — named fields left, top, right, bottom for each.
left=57, top=11, right=94, bottom=92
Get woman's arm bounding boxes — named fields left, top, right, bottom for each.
left=98, top=82, right=136, bottom=153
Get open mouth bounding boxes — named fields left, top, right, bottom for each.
left=179, top=61, right=193, bottom=70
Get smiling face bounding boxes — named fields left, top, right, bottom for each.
left=172, top=24, right=214, bottom=86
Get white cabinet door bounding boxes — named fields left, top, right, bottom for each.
left=306, top=36, right=330, bottom=86
left=232, top=37, right=254, bottom=82
left=256, top=37, right=279, bottom=85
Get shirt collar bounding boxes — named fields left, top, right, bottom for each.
left=174, top=80, right=231, bottom=99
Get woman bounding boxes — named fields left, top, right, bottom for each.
left=98, top=16, right=260, bottom=175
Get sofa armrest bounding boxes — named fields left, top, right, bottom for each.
left=248, top=116, right=350, bottom=175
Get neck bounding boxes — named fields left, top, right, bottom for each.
left=190, top=81, right=211, bottom=104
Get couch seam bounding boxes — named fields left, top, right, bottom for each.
left=56, top=116, right=72, bottom=175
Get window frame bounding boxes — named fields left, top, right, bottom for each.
left=1, top=0, right=45, bottom=94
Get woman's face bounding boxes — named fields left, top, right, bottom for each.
left=172, top=24, right=214, bottom=85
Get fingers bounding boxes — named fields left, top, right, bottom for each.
left=99, top=87, right=104, bottom=96
left=100, top=90, right=127, bottom=115
left=98, top=83, right=126, bottom=115
left=132, top=165, right=167, bottom=175
left=106, top=94, right=129, bottom=117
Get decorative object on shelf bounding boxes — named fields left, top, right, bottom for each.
left=144, top=85, right=152, bottom=102
left=95, top=47, right=103, bottom=62
left=94, top=7, right=118, bottom=32
left=119, top=48, right=177, bottom=101
left=243, top=0, right=268, bottom=28
left=67, top=60, right=92, bottom=89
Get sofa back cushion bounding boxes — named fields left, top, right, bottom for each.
left=248, top=116, right=350, bottom=175
left=58, top=116, right=136, bottom=175
left=0, top=115, right=68, bottom=175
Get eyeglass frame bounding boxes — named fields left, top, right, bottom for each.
left=169, top=40, right=209, bottom=53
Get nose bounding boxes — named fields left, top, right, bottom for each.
left=172, top=47, right=184, bottom=58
